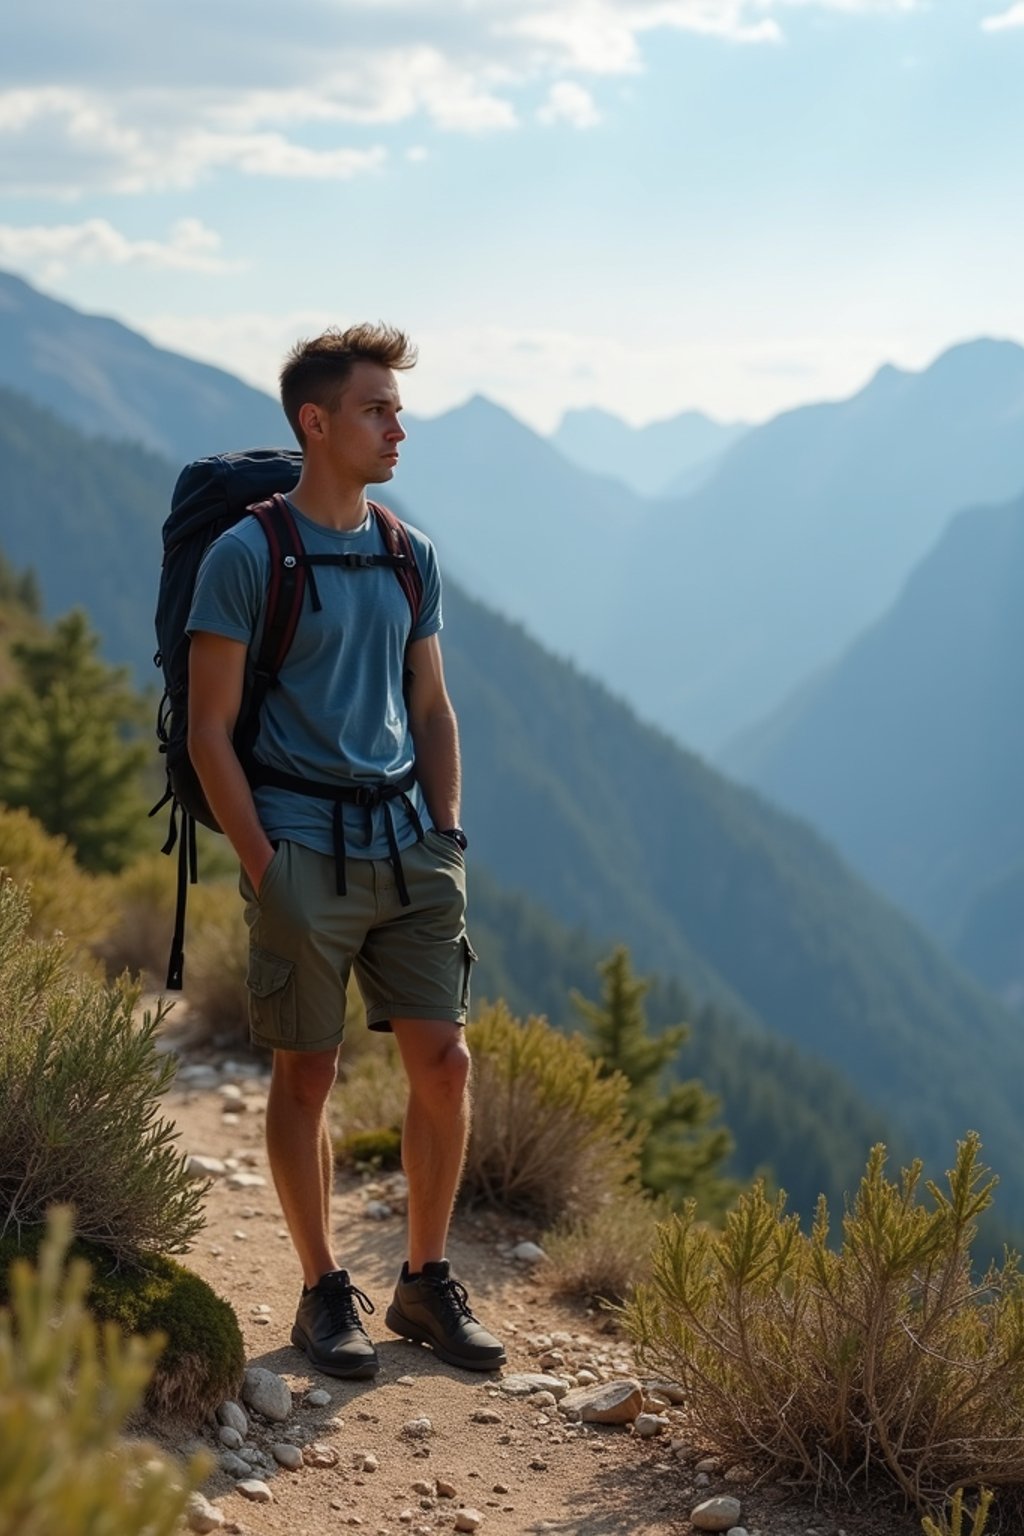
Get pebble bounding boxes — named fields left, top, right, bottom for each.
left=271, top=1443, right=303, bottom=1469
left=634, top=1413, right=668, bottom=1438
left=512, top=1241, right=547, bottom=1264
left=217, top=1425, right=243, bottom=1450
left=499, top=1373, right=568, bottom=1399
left=364, top=1200, right=393, bottom=1219
left=354, top=1451, right=379, bottom=1472
left=242, top=1366, right=292, bottom=1423
left=305, top=1388, right=332, bottom=1407
left=454, top=1511, right=483, bottom=1533
left=236, top=1479, right=273, bottom=1503
left=402, top=1416, right=434, bottom=1439
left=227, top=1171, right=267, bottom=1190
left=471, top=1409, right=503, bottom=1424
left=303, top=1442, right=340, bottom=1468
left=436, top=1478, right=457, bottom=1498
left=184, top=1492, right=225, bottom=1532
left=187, top=1155, right=226, bottom=1179
left=691, top=1495, right=743, bottom=1532
left=220, top=1452, right=251, bottom=1478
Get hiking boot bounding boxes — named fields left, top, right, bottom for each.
left=291, top=1269, right=378, bottom=1378
left=385, top=1260, right=506, bottom=1371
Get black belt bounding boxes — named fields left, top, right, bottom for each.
left=246, top=763, right=422, bottom=904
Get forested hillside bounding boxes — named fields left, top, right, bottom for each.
left=727, top=492, right=1024, bottom=1003
left=2, top=385, right=1022, bottom=1227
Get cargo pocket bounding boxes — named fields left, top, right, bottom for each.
left=247, top=946, right=297, bottom=1044
left=461, top=936, right=478, bottom=1012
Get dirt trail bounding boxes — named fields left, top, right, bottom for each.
left=156, top=1055, right=919, bottom=1536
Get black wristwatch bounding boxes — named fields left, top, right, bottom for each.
left=436, top=825, right=468, bottom=851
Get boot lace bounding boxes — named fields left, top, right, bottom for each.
left=425, top=1273, right=477, bottom=1323
left=320, top=1272, right=375, bottom=1331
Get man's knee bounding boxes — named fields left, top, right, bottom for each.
left=401, top=1025, right=471, bottom=1105
left=270, top=1047, right=339, bottom=1111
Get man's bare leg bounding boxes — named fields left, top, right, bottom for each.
left=266, top=1047, right=340, bottom=1287
left=390, top=1018, right=471, bottom=1270
left=385, top=1019, right=505, bottom=1370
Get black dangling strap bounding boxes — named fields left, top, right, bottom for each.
left=383, top=801, right=411, bottom=907
left=332, top=801, right=348, bottom=897
left=166, top=815, right=190, bottom=990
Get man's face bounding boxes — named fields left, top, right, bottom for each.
left=318, top=359, right=406, bottom=486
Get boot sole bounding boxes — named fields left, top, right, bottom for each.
left=290, top=1324, right=380, bottom=1379
left=384, top=1304, right=506, bottom=1371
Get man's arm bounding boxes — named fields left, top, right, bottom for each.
left=188, top=630, right=276, bottom=890
left=405, top=633, right=461, bottom=830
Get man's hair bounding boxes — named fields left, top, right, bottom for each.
left=279, top=323, right=417, bottom=446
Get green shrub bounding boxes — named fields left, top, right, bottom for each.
left=336, top=1126, right=404, bottom=1171
left=0, top=878, right=204, bottom=1262
left=0, top=1226, right=243, bottom=1421
left=624, top=1134, right=1024, bottom=1518
left=922, top=1488, right=995, bottom=1536
left=462, top=1003, right=643, bottom=1222
left=0, top=1206, right=209, bottom=1536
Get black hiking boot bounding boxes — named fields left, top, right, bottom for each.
left=291, top=1268, right=378, bottom=1378
left=385, top=1259, right=506, bottom=1371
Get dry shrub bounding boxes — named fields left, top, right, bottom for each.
left=330, top=1027, right=408, bottom=1161
left=462, top=1002, right=643, bottom=1223
left=0, top=804, right=115, bottom=958
left=624, top=1134, right=1024, bottom=1523
left=93, top=852, right=179, bottom=979
left=0, top=1207, right=210, bottom=1535
left=543, top=1195, right=663, bottom=1305
left=0, top=879, right=204, bottom=1262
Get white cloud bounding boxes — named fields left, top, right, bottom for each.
left=0, top=218, right=241, bottom=281
left=1, top=2, right=917, bottom=196
left=982, top=3, right=1024, bottom=30
left=538, top=82, right=602, bottom=127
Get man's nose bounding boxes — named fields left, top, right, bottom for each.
left=390, top=418, right=406, bottom=442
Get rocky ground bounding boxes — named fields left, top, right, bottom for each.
left=155, top=1047, right=924, bottom=1536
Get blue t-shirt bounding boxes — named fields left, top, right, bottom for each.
left=187, top=500, right=442, bottom=860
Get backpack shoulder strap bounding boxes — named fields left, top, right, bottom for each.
left=369, top=501, right=424, bottom=631
left=251, top=493, right=308, bottom=678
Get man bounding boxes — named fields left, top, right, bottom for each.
left=186, top=324, right=505, bottom=1378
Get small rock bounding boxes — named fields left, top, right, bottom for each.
left=184, top=1492, right=225, bottom=1532
left=305, top=1388, right=332, bottom=1407
left=217, top=1425, right=243, bottom=1450
left=363, top=1200, right=392, bottom=1219
left=226, top=1171, right=267, bottom=1190
left=187, top=1155, right=226, bottom=1179
left=436, top=1478, right=457, bottom=1497
left=454, top=1510, right=483, bottom=1532
left=634, top=1413, right=668, bottom=1438
left=411, top=1478, right=434, bottom=1495
left=726, top=1528, right=750, bottom=1536
left=575, top=1368, right=599, bottom=1385
left=470, top=1409, right=502, bottom=1424
left=691, top=1495, right=743, bottom=1532
left=220, top=1452, right=250, bottom=1478
left=303, top=1442, right=339, bottom=1468
left=402, top=1416, right=434, bottom=1439
left=529, top=1390, right=557, bottom=1408
left=499, top=1373, right=568, bottom=1399
left=236, top=1479, right=273, bottom=1503
left=242, top=1367, right=292, bottom=1423
left=219, top=1083, right=244, bottom=1102
left=558, top=1380, right=643, bottom=1424
left=354, top=1451, right=379, bottom=1472
left=643, top=1377, right=687, bottom=1405
left=512, top=1241, right=547, bottom=1264
left=395, top=1375, right=416, bottom=1386
left=271, top=1443, right=303, bottom=1469
left=695, top=1456, right=721, bottom=1473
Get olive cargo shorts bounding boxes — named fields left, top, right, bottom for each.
left=239, top=831, right=476, bottom=1052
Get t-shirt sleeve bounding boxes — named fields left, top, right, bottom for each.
left=187, top=528, right=263, bottom=644
left=410, top=533, right=443, bottom=644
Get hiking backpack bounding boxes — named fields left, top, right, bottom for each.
left=152, top=447, right=424, bottom=990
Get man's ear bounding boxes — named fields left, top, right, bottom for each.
left=298, top=400, right=326, bottom=441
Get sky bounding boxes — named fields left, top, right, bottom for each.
left=2, top=0, right=1023, bottom=433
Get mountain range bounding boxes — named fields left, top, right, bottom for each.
left=8, top=270, right=1024, bottom=759
left=550, top=405, right=748, bottom=498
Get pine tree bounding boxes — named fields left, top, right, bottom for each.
left=0, top=610, right=148, bottom=872
left=572, top=946, right=736, bottom=1213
